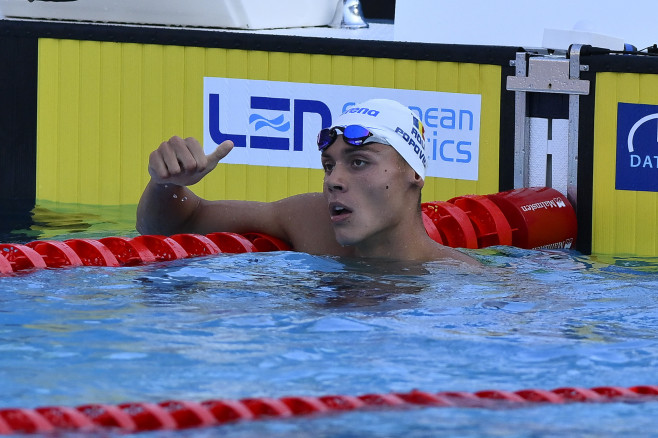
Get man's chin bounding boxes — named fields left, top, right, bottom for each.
left=333, top=231, right=359, bottom=248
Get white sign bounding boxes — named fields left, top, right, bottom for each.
left=203, top=78, right=482, bottom=180
left=394, top=0, right=656, bottom=50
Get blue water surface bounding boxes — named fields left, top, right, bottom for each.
left=1, top=204, right=658, bottom=437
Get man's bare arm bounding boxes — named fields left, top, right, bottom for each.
left=136, top=136, right=233, bottom=235
left=136, top=136, right=289, bottom=238
left=136, top=136, right=348, bottom=255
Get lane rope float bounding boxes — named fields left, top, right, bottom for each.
left=0, top=231, right=291, bottom=276
left=0, top=386, right=656, bottom=434
left=0, top=187, right=578, bottom=276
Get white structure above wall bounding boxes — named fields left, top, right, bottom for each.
left=0, top=0, right=340, bottom=29
left=395, top=0, right=657, bottom=50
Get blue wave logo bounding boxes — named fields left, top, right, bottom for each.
left=249, top=114, right=290, bottom=132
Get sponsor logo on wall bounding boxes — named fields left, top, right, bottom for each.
left=204, top=78, right=482, bottom=180
left=616, top=102, right=658, bottom=192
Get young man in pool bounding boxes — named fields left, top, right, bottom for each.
left=137, top=98, right=475, bottom=263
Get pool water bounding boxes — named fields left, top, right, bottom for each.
left=1, top=203, right=658, bottom=437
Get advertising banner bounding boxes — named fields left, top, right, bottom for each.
left=204, top=78, right=482, bottom=180
left=616, top=102, right=658, bottom=192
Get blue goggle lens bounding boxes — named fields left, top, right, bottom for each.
left=317, top=125, right=374, bottom=151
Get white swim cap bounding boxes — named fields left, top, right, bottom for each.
left=333, top=99, right=428, bottom=180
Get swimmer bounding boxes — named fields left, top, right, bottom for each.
left=137, top=98, right=475, bottom=264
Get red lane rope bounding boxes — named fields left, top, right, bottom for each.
left=0, top=187, right=580, bottom=276
left=1, top=386, right=656, bottom=434
left=0, top=187, right=577, bottom=276
left=0, top=232, right=291, bottom=276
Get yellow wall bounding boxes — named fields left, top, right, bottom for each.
left=592, top=72, right=658, bottom=256
left=36, top=38, right=502, bottom=205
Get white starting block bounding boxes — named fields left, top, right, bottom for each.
left=0, top=0, right=340, bottom=29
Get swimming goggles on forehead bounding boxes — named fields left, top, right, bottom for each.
left=317, top=125, right=389, bottom=151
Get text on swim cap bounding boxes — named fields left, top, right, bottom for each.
left=344, top=107, right=380, bottom=117
left=395, top=126, right=427, bottom=167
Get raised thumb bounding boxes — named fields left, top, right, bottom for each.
left=207, top=140, right=234, bottom=166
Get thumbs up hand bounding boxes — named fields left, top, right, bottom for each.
left=148, top=136, right=234, bottom=187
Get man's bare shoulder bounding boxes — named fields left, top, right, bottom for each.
left=274, top=193, right=353, bottom=257
left=429, top=241, right=481, bottom=266
left=275, top=192, right=325, bottom=206
left=273, top=192, right=328, bottom=222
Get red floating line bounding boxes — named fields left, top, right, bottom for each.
left=130, top=235, right=188, bottom=262
left=0, top=187, right=581, bottom=275
left=394, top=390, right=454, bottom=407
left=280, top=397, right=329, bottom=415
left=317, top=395, right=365, bottom=411
left=422, top=212, right=444, bottom=244
left=436, top=391, right=486, bottom=407
left=0, top=386, right=657, bottom=435
left=487, top=187, right=577, bottom=250
left=241, top=232, right=292, bottom=252
left=591, top=386, right=641, bottom=399
left=0, top=231, right=293, bottom=276
left=358, top=393, right=406, bottom=407
left=551, top=387, right=605, bottom=402
left=169, top=234, right=221, bottom=257
left=64, top=239, right=120, bottom=267
left=241, top=398, right=293, bottom=418
left=631, top=385, right=658, bottom=396
left=448, top=194, right=514, bottom=248
left=0, top=409, right=55, bottom=434
left=158, top=400, right=217, bottom=429
left=200, top=400, right=254, bottom=423
left=514, top=389, right=565, bottom=404
left=117, top=402, right=177, bottom=432
left=76, top=403, right=137, bottom=431
left=475, top=390, right=527, bottom=403
left=35, top=406, right=96, bottom=431
left=26, top=240, right=83, bottom=268
left=421, top=201, right=479, bottom=249
left=0, top=243, right=47, bottom=273
left=205, top=232, right=257, bottom=253
left=98, top=236, right=156, bottom=266
left=0, top=416, right=12, bottom=435
left=0, top=253, right=12, bottom=275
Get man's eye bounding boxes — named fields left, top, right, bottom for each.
left=323, top=162, right=334, bottom=172
left=352, top=159, right=367, bottom=168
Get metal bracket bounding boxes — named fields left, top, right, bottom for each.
left=506, top=44, right=590, bottom=210
left=507, top=51, right=589, bottom=94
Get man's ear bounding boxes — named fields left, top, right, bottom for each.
left=412, top=171, right=424, bottom=189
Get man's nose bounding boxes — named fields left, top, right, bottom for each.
left=325, top=164, right=347, bottom=192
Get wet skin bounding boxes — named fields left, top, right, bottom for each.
left=321, top=137, right=426, bottom=258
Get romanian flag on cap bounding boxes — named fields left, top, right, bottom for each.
left=413, top=116, right=426, bottom=142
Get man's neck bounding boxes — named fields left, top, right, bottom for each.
left=352, top=215, right=437, bottom=261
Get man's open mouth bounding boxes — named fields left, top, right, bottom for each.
left=329, top=203, right=353, bottom=219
